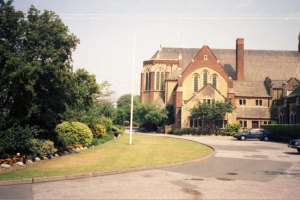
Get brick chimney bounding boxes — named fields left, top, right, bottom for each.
left=236, top=38, right=244, bottom=81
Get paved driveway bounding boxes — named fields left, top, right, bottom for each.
left=0, top=135, right=299, bottom=199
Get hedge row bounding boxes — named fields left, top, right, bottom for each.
left=168, top=128, right=224, bottom=136
left=261, top=124, right=300, bottom=142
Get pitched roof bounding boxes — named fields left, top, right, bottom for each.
left=233, top=81, right=270, bottom=97
left=236, top=107, right=271, bottom=119
left=151, top=48, right=199, bottom=69
left=150, top=47, right=300, bottom=81
left=270, top=80, right=287, bottom=89
left=288, top=85, right=300, bottom=98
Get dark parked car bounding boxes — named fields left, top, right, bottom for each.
left=288, top=139, right=300, bottom=153
left=234, top=128, right=272, bottom=141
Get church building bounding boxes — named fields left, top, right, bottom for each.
left=140, top=35, right=300, bottom=130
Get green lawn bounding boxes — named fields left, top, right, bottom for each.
left=0, top=134, right=213, bottom=181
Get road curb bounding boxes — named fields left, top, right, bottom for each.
left=0, top=134, right=215, bottom=186
left=33, top=176, right=67, bottom=183
left=0, top=178, right=33, bottom=186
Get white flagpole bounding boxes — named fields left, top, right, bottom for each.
left=129, top=32, right=135, bottom=145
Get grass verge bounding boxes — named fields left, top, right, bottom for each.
left=0, top=134, right=213, bottom=181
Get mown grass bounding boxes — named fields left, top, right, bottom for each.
left=0, top=134, right=213, bottom=181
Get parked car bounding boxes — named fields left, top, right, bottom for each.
left=233, top=128, right=272, bottom=141
left=288, top=139, right=300, bottom=153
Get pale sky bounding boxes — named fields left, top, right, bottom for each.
left=13, top=0, right=300, bottom=98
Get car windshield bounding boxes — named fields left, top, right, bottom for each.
left=249, top=129, right=259, bottom=134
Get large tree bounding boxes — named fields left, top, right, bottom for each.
left=116, top=94, right=140, bottom=124
left=191, top=101, right=234, bottom=132
left=0, top=1, right=79, bottom=134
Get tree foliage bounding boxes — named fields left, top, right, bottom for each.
left=191, top=101, right=234, bottom=130
left=0, top=2, right=79, bottom=135
left=116, top=94, right=140, bottom=124
left=135, top=104, right=168, bottom=132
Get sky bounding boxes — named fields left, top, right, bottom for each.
left=13, top=0, right=300, bottom=98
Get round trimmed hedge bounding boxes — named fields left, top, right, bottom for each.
left=56, top=121, right=93, bottom=147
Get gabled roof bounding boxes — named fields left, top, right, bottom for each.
left=150, top=47, right=300, bottom=81
left=185, top=84, right=226, bottom=104
left=233, top=81, right=270, bottom=98
left=271, top=80, right=287, bottom=89
left=288, top=85, right=300, bottom=98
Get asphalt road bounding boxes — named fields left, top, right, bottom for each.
left=0, top=135, right=299, bottom=199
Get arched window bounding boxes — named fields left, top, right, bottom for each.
left=193, top=74, right=199, bottom=92
left=203, top=70, right=208, bottom=86
left=212, top=74, right=217, bottom=88
left=155, top=69, right=165, bottom=91
left=145, top=71, right=150, bottom=91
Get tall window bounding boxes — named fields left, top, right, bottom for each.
left=155, top=69, right=165, bottom=91
left=145, top=71, right=150, bottom=91
left=193, top=74, right=199, bottom=92
left=212, top=74, right=217, bottom=88
left=203, top=70, right=208, bottom=86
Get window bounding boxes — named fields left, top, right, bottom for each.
left=193, top=74, right=199, bottom=92
left=203, top=71, right=208, bottom=86
left=204, top=55, right=208, bottom=60
left=203, top=98, right=212, bottom=104
left=256, top=99, right=262, bottom=106
left=212, top=74, right=217, bottom=88
left=239, top=120, right=247, bottom=128
left=239, top=99, right=246, bottom=105
left=145, top=71, right=150, bottom=91
left=155, top=69, right=165, bottom=91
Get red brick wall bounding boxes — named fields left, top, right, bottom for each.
left=236, top=38, right=244, bottom=81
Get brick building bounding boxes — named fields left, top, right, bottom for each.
left=140, top=35, right=300, bottom=129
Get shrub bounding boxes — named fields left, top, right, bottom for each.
left=123, top=120, right=130, bottom=126
left=30, top=139, right=57, bottom=157
left=135, top=104, right=168, bottom=132
left=92, top=132, right=114, bottom=146
left=56, top=121, right=93, bottom=147
left=0, top=125, right=40, bottom=158
left=224, top=123, right=241, bottom=136
left=261, top=124, right=300, bottom=142
left=93, top=124, right=106, bottom=138
left=168, top=127, right=218, bottom=136
left=99, top=116, right=113, bottom=132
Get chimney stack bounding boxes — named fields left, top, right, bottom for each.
left=236, top=38, right=244, bottom=81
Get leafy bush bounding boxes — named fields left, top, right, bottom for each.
left=93, top=124, right=106, bottom=138
left=30, top=139, right=57, bottom=157
left=0, top=125, right=40, bottom=158
left=261, top=124, right=300, bottom=142
left=134, top=104, right=168, bottom=132
left=99, top=116, right=113, bottom=132
left=168, top=127, right=219, bottom=136
left=56, top=121, right=93, bottom=147
left=123, top=120, right=130, bottom=126
left=224, top=123, right=241, bottom=136
left=92, top=132, right=114, bottom=146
